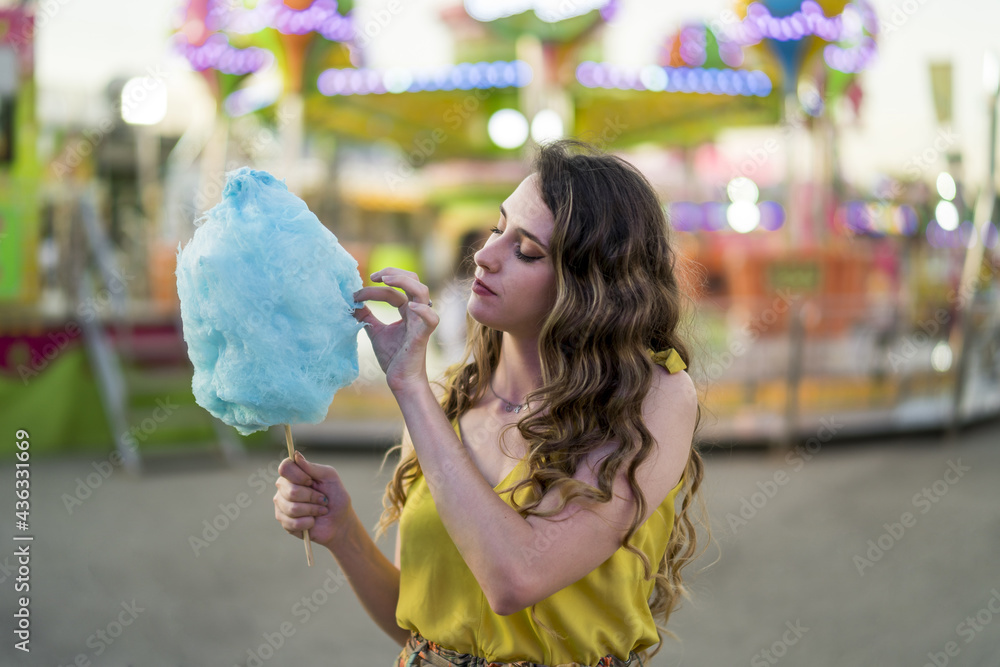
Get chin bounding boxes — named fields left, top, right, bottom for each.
left=467, top=303, right=497, bottom=330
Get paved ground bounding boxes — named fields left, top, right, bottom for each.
left=2, top=418, right=999, bottom=667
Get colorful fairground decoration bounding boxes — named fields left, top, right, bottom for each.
left=173, top=1, right=878, bottom=156
left=835, top=170, right=999, bottom=249
left=174, top=0, right=355, bottom=117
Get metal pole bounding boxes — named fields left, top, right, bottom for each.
left=947, top=56, right=999, bottom=438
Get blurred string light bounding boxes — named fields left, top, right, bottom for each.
left=924, top=220, right=999, bottom=249
left=931, top=341, right=953, bottom=373
left=823, top=37, right=877, bottom=73
left=838, top=202, right=918, bottom=236
left=936, top=172, right=957, bottom=201
left=721, top=1, right=879, bottom=74
left=317, top=61, right=532, bottom=96
left=725, top=177, right=760, bottom=233
left=121, top=77, right=168, bottom=125
left=724, top=1, right=875, bottom=44
left=727, top=176, right=759, bottom=204
left=678, top=25, right=707, bottom=67
left=530, top=109, right=564, bottom=143
left=221, top=0, right=353, bottom=41
left=667, top=200, right=784, bottom=232
left=664, top=22, right=744, bottom=69
left=174, top=33, right=274, bottom=75
left=176, top=0, right=352, bottom=80
left=464, top=0, right=617, bottom=23
left=934, top=200, right=960, bottom=231
left=727, top=201, right=760, bottom=233
left=576, top=62, right=772, bottom=97
left=833, top=200, right=998, bottom=246
left=488, top=109, right=529, bottom=149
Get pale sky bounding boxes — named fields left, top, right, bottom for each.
left=30, top=0, right=1000, bottom=189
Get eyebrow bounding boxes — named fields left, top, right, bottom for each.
left=499, top=205, right=549, bottom=251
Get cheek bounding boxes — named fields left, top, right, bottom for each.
left=529, top=271, right=557, bottom=310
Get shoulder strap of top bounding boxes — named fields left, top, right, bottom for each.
left=647, top=347, right=687, bottom=373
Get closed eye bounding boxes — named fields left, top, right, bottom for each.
left=489, top=226, right=542, bottom=262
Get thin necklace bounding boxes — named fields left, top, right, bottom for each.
left=489, top=379, right=528, bottom=413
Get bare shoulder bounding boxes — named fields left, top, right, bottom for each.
left=646, top=365, right=698, bottom=417
left=639, top=367, right=698, bottom=484
left=572, top=367, right=697, bottom=510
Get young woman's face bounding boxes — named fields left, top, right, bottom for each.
left=468, top=174, right=557, bottom=337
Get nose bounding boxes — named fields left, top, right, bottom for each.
left=473, top=237, right=499, bottom=274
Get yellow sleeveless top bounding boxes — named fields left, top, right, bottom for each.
left=396, top=349, right=687, bottom=665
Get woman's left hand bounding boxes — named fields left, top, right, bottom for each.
left=353, top=267, right=439, bottom=393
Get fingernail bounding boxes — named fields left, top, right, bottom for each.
left=321, top=496, right=328, bottom=504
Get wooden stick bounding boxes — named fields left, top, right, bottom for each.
left=284, top=424, right=314, bottom=567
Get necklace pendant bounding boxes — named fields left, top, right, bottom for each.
left=513, top=405, right=522, bottom=413
left=505, top=404, right=514, bottom=413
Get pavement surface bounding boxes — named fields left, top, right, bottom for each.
left=2, top=418, right=999, bottom=667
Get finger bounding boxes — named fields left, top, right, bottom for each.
left=380, top=274, right=431, bottom=305
left=275, top=493, right=329, bottom=518
left=352, top=304, right=383, bottom=336
left=371, top=267, right=419, bottom=283
left=276, top=478, right=329, bottom=506
left=278, top=457, right=313, bottom=486
left=407, top=301, right=440, bottom=331
left=275, top=508, right=316, bottom=535
left=354, top=285, right=408, bottom=309
left=293, top=452, right=343, bottom=484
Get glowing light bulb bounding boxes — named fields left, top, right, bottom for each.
left=935, top=200, right=959, bottom=231
left=488, top=109, right=529, bottom=149
left=936, top=172, right=957, bottom=201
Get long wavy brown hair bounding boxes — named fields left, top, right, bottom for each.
left=377, top=139, right=708, bottom=659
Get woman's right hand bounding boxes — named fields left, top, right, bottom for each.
left=274, top=451, right=352, bottom=548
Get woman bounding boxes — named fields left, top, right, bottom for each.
left=273, top=140, right=706, bottom=666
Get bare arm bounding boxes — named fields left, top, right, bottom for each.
left=274, top=456, right=410, bottom=646
left=325, top=507, right=410, bottom=645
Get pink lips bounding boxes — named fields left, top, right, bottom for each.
left=473, top=278, right=496, bottom=296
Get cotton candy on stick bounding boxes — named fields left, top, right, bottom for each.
left=176, top=167, right=363, bottom=566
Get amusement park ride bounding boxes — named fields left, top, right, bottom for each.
left=1, top=0, right=998, bottom=460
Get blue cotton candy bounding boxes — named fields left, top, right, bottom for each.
left=176, top=167, right=363, bottom=435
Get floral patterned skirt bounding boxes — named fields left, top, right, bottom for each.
left=396, top=631, right=642, bottom=667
